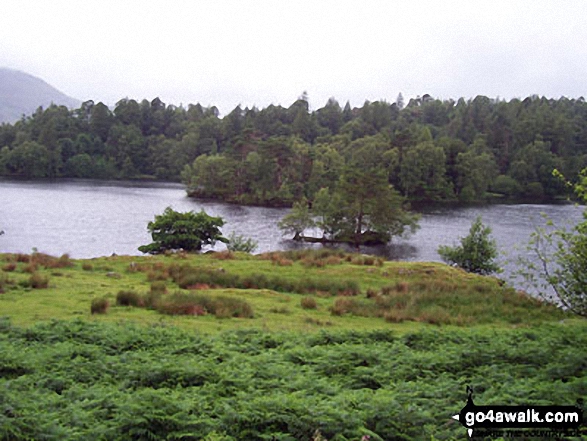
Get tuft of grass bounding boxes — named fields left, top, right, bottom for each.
left=211, top=251, right=235, bottom=260
left=300, top=296, right=318, bottom=310
left=91, top=298, right=109, bottom=314
left=366, top=288, right=378, bottom=299
left=0, top=251, right=572, bottom=331
left=22, top=263, right=38, bottom=274
left=155, top=292, right=254, bottom=319
left=29, top=272, right=49, bottom=289
left=150, top=281, right=167, bottom=295
left=116, top=290, right=143, bottom=307
left=81, top=263, right=93, bottom=271
left=330, top=298, right=357, bottom=316
left=2, top=263, right=17, bottom=272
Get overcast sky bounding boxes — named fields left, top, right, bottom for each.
left=1, top=0, right=586, bottom=114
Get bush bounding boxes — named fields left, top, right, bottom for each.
left=438, top=216, right=500, bottom=275
left=90, top=298, right=109, bottom=314
left=138, top=207, right=228, bottom=254
left=226, top=232, right=258, bottom=253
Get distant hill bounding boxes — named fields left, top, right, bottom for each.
left=0, top=68, right=81, bottom=124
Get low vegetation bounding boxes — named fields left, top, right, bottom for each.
left=0, top=249, right=570, bottom=330
left=0, top=250, right=583, bottom=439
left=0, top=319, right=585, bottom=440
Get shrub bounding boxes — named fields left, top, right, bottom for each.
left=90, top=298, right=109, bottom=314
left=438, top=216, right=500, bottom=275
left=226, top=232, right=258, bottom=253
left=116, top=290, right=142, bottom=307
left=138, top=207, right=227, bottom=254
left=300, top=296, right=318, bottom=309
left=81, top=263, right=93, bottom=271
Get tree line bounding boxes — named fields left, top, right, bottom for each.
left=1, top=93, right=586, bottom=205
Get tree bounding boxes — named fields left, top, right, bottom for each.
left=438, top=216, right=500, bottom=275
left=138, top=207, right=227, bottom=254
left=517, top=169, right=587, bottom=317
left=278, top=198, right=315, bottom=240
left=399, top=141, right=452, bottom=200
left=337, top=165, right=419, bottom=245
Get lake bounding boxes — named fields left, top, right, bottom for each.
left=1, top=179, right=584, bottom=288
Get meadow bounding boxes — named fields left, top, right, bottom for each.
left=0, top=250, right=585, bottom=440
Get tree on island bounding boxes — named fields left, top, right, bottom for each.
left=278, top=153, right=420, bottom=246
left=138, top=207, right=227, bottom=254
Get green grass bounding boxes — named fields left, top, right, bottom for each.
left=0, top=250, right=585, bottom=440
left=0, top=250, right=570, bottom=332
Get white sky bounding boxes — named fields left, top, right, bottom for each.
left=1, top=0, right=586, bottom=114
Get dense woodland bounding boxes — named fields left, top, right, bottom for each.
left=1, top=94, right=587, bottom=206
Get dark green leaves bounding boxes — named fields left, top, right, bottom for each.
left=139, top=207, right=227, bottom=254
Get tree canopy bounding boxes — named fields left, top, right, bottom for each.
left=138, top=207, right=227, bottom=254
left=1, top=94, right=586, bottom=205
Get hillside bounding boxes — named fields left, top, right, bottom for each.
left=0, top=68, right=80, bottom=123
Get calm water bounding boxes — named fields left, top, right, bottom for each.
left=1, top=179, right=584, bottom=287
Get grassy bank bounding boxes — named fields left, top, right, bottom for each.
left=0, top=249, right=570, bottom=332
left=1, top=250, right=585, bottom=440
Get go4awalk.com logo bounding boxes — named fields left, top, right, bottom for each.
left=452, top=387, right=585, bottom=438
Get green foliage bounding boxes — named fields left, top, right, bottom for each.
left=517, top=168, right=587, bottom=317
left=438, top=216, right=500, bottom=275
left=2, top=95, right=585, bottom=207
left=277, top=198, right=315, bottom=240
left=0, top=319, right=584, bottom=440
left=139, top=207, right=228, bottom=254
left=226, top=231, right=258, bottom=253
